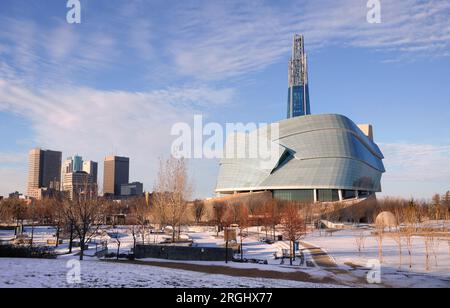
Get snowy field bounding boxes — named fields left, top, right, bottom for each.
left=0, top=257, right=337, bottom=288
left=1, top=225, right=449, bottom=288
left=303, top=229, right=450, bottom=288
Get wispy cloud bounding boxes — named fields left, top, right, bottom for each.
left=0, top=152, right=27, bottom=164
left=0, top=77, right=235, bottom=194
left=1, top=1, right=449, bottom=85
left=380, top=142, right=450, bottom=183
left=0, top=167, right=26, bottom=196
left=167, top=0, right=450, bottom=80
left=0, top=0, right=449, bottom=198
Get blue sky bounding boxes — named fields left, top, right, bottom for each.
left=0, top=0, right=449, bottom=199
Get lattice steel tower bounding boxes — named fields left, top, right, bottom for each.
left=287, top=34, right=310, bottom=118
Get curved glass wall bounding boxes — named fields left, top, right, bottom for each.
left=216, top=114, right=385, bottom=195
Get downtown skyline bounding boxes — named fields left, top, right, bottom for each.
left=1, top=0, right=450, bottom=200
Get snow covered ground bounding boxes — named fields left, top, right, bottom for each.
left=0, top=257, right=337, bottom=288
left=303, top=229, right=450, bottom=288
left=1, top=225, right=449, bottom=288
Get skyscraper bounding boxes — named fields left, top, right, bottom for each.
left=287, top=34, right=310, bottom=118
left=83, top=160, right=98, bottom=184
left=61, top=156, right=98, bottom=200
left=103, top=156, right=129, bottom=197
left=27, top=148, right=62, bottom=199
left=72, top=155, right=83, bottom=172
left=62, top=171, right=94, bottom=201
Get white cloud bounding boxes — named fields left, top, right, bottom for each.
left=0, top=78, right=235, bottom=195
left=379, top=142, right=450, bottom=198
left=0, top=152, right=27, bottom=164
left=0, top=167, right=26, bottom=197
left=1, top=1, right=449, bottom=84
left=0, top=17, right=118, bottom=86
left=168, top=0, right=450, bottom=80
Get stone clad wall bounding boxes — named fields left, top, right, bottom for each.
left=135, top=245, right=234, bottom=261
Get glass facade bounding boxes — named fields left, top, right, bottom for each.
left=273, top=189, right=314, bottom=202
left=317, top=189, right=340, bottom=202
left=216, top=114, right=385, bottom=199
left=287, top=85, right=310, bottom=118
left=72, top=155, right=83, bottom=172
left=343, top=190, right=357, bottom=199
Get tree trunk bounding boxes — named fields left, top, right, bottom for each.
left=293, top=240, right=296, bottom=261
left=30, top=223, right=35, bottom=249
left=240, top=232, right=244, bottom=261
left=69, top=223, right=74, bottom=253
left=79, top=239, right=85, bottom=261
left=225, top=239, right=229, bottom=264
left=55, top=226, right=60, bottom=248
left=289, top=240, right=293, bottom=266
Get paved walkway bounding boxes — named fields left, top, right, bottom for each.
left=299, top=241, right=337, bottom=268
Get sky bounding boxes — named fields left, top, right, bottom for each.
left=0, top=0, right=449, bottom=200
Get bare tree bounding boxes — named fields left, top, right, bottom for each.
left=0, top=199, right=8, bottom=224
left=212, top=201, right=226, bottom=236
left=108, top=227, right=122, bottom=260
left=391, top=208, right=404, bottom=269
left=374, top=218, right=386, bottom=264
left=443, top=191, right=450, bottom=213
left=401, top=205, right=416, bottom=270
left=193, top=199, right=206, bottom=224
left=11, top=200, right=28, bottom=236
left=262, top=200, right=280, bottom=241
left=354, top=230, right=366, bottom=256
left=238, top=205, right=249, bottom=260
left=431, top=194, right=441, bottom=220
left=130, top=197, right=151, bottom=244
left=280, top=203, right=306, bottom=266
left=43, top=198, right=65, bottom=247
left=153, top=157, right=192, bottom=243
left=62, top=191, right=103, bottom=261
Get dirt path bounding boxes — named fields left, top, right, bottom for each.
left=103, top=259, right=344, bottom=286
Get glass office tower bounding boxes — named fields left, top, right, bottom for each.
left=72, top=155, right=83, bottom=172
left=287, top=34, right=310, bottom=118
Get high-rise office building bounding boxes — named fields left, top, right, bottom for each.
left=63, top=155, right=84, bottom=174
left=27, top=148, right=62, bottom=199
left=83, top=160, right=98, bottom=184
left=62, top=171, right=94, bottom=201
left=62, top=158, right=73, bottom=174
left=103, top=156, right=129, bottom=197
left=72, top=155, right=83, bottom=172
left=287, top=34, right=310, bottom=118
left=61, top=157, right=74, bottom=192
left=61, top=156, right=98, bottom=200
left=120, top=182, right=143, bottom=197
